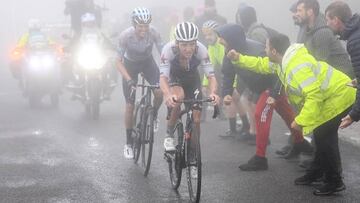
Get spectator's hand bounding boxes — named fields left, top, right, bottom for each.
left=223, top=95, right=233, bottom=105
left=209, top=93, right=220, bottom=106
left=227, top=49, right=240, bottom=61
left=340, top=115, right=354, bottom=129
left=266, top=96, right=276, bottom=107
left=291, top=121, right=302, bottom=132
left=346, top=79, right=357, bottom=88
left=352, top=78, right=358, bottom=86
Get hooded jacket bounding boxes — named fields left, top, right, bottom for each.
left=304, top=14, right=353, bottom=77
left=236, top=5, right=268, bottom=45
left=215, top=24, right=275, bottom=97
left=341, top=14, right=360, bottom=121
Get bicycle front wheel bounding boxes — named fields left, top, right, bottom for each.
left=167, top=122, right=184, bottom=190
left=132, top=103, right=142, bottom=163
left=185, top=125, right=202, bottom=203
left=140, top=106, right=154, bottom=177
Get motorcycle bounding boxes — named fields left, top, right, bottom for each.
left=69, top=32, right=117, bottom=120
left=21, top=45, right=62, bottom=108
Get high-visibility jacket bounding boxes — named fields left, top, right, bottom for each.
left=202, top=40, right=224, bottom=87
left=232, top=44, right=356, bottom=135
left=16, top=32, right=54, bottom=49
left=202, top=40, right=238, bottom=88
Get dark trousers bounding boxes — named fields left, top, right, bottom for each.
left=307, top=107, right=351, bottom=183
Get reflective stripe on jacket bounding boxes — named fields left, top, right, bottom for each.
left=232, top=44, right=355, bottom=135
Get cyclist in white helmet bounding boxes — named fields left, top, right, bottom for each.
left=159, top=22, right=220, bottom=152
left=117, top=7, right=164, bottom=159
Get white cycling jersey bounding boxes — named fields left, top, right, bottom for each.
left=159, top=41, right=215, bottom=79
left=118, top=26, right=162, bottom=62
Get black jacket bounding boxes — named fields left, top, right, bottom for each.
left=304, top=15, right=353, bottom=77
left=65, top=0, right=102, bottom=33
left=215, top=24, right=276, bottom=97
left=341, top=14, right=360, bottom=121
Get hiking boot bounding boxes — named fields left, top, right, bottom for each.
left=294, top=173, right=323, bottom=185
left=298, top=159, right=312, bottom=169
left=219, top=129, right=237, bottom=138
left=282, top=139, right=314, bottom=159
left=276, top=145, right=292, bottom=156
left=237, top=131, right=252, bottom=142
left=239, top=155, right=268, bottom=171
left=313, top=181, right=346, bottom=196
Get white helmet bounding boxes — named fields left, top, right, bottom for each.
left=132, top=7, right=152, bottom=25
left=202, top=20, right=218, bottom=30
left=175, top=22, right=199, bottom=42
left=81, top=12, right=96, bottom=23
left=28, top=19, right=41, bottom=30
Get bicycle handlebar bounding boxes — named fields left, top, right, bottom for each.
left=136, top=84, right=160, bottom=89
left=166, top=97, right=219, bottom=120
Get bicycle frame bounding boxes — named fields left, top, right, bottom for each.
left=165, top=98, right=219, bottom=202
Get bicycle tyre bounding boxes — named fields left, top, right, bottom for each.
left=133, top=103, right=142, bottom=163
left=141, top=106, right=154, bottom=177
left=168, top=122, right=184, bottom=190
left=185, top=125, right=202, bottom=203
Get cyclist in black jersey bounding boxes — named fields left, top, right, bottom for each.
left=159, top=22, right=220, bottom=151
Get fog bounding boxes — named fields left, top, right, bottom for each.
left=0, top=0, right=359, bottom=63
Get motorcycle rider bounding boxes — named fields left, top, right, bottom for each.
left=64, top=0, right=102, bottom=39
left=10, top=19, right=58, bottom=86
left=66, top=12, right=117, bottom=100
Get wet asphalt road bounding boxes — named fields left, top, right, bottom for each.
left=1, top=65, right=360, bottom=203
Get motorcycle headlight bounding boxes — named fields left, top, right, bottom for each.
left=77, top=44, right=106, bottom=70
left=42, top=55, right=55, bottom=67
left=29, top=56, right=41, bottom=69
left=29, top=55, right=55, bottom=71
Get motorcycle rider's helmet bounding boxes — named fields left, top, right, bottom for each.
left=175, top=22, right=199, bottom=42
left=28, top=19, right=41, bottom=32
left=131, top=7, right=152, bottom=25
left=81, top=12, right=97, bottom=28
left=202, top=20, right=219, bottom=30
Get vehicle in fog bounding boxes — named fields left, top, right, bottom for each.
left=66, top=30, right=117, bottom=120
left=16, top=40, right=62, bottom=107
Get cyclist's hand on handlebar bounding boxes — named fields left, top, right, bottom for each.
left=165, top=94, right=177, bottom=108
left=127, top=79, right=137, bottom=99
left=127, top=79, right=136, bottom=88
left=209, top=93, right=220, bottom=106
left=223, top=95, right=233, bottom=105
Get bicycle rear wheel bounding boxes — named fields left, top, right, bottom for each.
left=132, top=103, right=142, bottom=163
left=140, top=106, right=154, bottom=177
left=167, top=122, right=184, bottom=190
left=185, top=125, right=202, bottom=203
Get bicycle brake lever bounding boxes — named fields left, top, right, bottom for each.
left=212, top=105, right=220, bottom=119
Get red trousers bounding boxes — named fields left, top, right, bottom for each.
left=255, top=90, right=304, bottom=157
